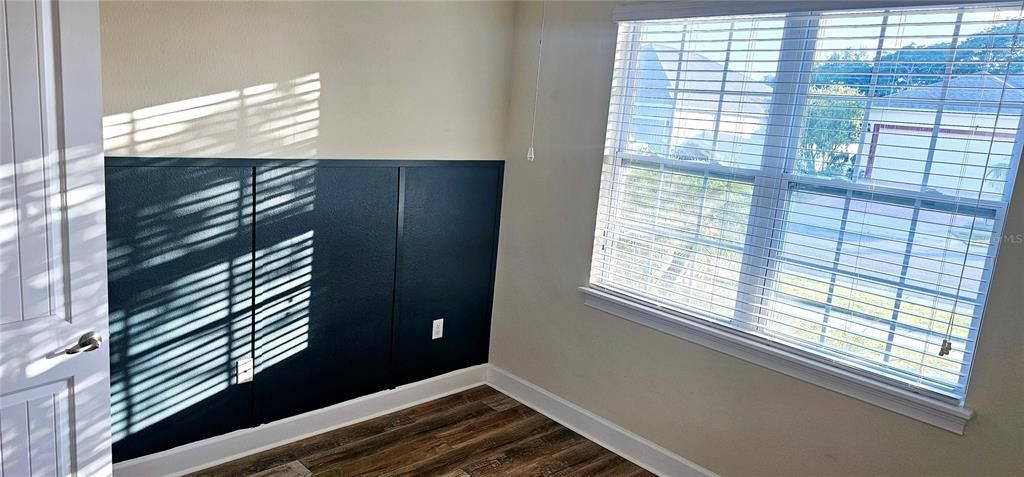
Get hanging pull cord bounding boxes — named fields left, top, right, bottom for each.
left=527, top=1, right=546, bottom=161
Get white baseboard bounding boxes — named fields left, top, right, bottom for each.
left=113, top=365, right=488, bottom=477
left=113, top=364, right=713, bottom=477
left=485, top=365, right=717, bottom=477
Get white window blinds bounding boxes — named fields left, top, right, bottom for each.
left=592, top=1, right=1024, bottom=401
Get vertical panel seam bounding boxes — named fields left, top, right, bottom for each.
left=484, top=164, right=504, bottom=359
left=4, top=0, right=28, bottom=323
left=0, top=405, right=5, bottom=475
left=50, top=394, right=59, bottom=477
left=24, top=403, right=31, bottom=477
left=388, top=167, right=405, bottom=389
left=250, top=166, right=257, bottom=425
left=32, top=0, right=58, bottom=320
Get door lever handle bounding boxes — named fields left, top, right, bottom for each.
left=65, top=332, right=102, bottom=355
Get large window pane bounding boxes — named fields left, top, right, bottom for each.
left=595, top=2, right=1024, bottom=402
left=767, top=187, right=986, bottom=392
left=617, top=17, right=783, bottom=169
left=596, top=164, right=754, bottom=320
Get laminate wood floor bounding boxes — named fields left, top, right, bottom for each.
left=188, top=385, right=654, bottom=477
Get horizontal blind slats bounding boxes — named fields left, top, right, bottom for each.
left=592, top=247, right=982, bottom=336
left=593, top=1, right=1024, bottom=400
left=594, top=230, right=988, bottom=311
left=598, top=176, right=1003, bottom=240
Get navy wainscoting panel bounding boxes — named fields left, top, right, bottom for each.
left=105, top=158, right=503, bottom=461
left=253, top=164, right=399, bottom=424
left=106, top=165, right=254, bottom=462
left=391, top=164, right=504, bottom=386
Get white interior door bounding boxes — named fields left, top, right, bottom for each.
left=0, top=0, right=111, bottom=475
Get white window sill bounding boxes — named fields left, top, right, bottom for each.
left=579, top=286, right=975, bottom=434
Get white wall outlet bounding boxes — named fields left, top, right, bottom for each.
left=236, top=358, right=254, bottom=384
left=432, top=318, right=444, bottom=340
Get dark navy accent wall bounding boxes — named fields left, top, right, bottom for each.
left=253, top=165, right=398, bottom=424
left=106, top=165, right=255, bottom=461
left=104, top=158, right=503, bottom=462
left=391, top=166, right=503, bottom=386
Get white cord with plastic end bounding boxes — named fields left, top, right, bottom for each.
left=527, top=2, right=546, bottom=161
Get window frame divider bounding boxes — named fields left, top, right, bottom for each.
left=734, top=14, right=821, bottom=331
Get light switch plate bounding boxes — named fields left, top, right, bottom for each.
left=432, top=318, right=444, bottom=340
left=236, top=358, right=254, bottom=384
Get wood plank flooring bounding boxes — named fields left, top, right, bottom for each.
left=188, top=385, right=653, bottom=477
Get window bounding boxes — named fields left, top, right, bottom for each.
left=591, top=1, right=1024, bottom=407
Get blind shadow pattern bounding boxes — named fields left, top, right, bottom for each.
left=252, top=164, right=397, bottom=425
left=107, top=166, right=256, bottom=461
left=103, top=73, right=320, bottom=158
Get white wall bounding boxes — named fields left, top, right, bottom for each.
left=490, top=3, right=1024, bottom=476
left=99, top=0, right=514, bottom=160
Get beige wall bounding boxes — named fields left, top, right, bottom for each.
left=490, top=2, right=1024, bottom=476
left=99, top=0, right=513, bottom=160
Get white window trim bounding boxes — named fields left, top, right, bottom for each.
left=580, top=285, right=975, bottom=434
left=613, top=0, right=996, bottom=22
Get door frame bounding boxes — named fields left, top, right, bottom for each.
left=56, top=2, right=112, bottom=474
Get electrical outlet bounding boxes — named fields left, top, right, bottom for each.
left=432, top=318, right=444, bottom=340
left=236, top=358, right=254, bottom=384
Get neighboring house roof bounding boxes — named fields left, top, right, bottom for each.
left=639, top=44, right=773, bottom=115
left=872, top=72, right=1024, bottom=113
